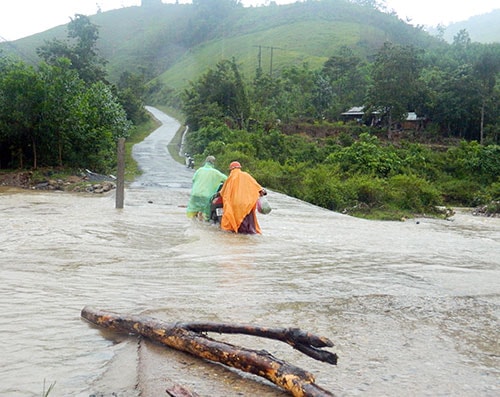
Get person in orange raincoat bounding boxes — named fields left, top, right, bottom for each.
left=219, top=161, right=266, bottom=234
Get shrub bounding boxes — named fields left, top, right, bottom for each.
left=485, top=181, right=500, bottom=201
left=301, top=165, right=346, bottom=210
left=387, top=174, right=442, bottom=213
left=438, top=178, right=484, bottom=206
left=343, top=175, right=388, bottom=209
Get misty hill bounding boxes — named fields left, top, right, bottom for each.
left=433, top=9, right=500, bottom=43
left=2, top=1, right=445, bottom=93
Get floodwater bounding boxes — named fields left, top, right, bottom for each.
left=1, top=107, right=499, bottom=397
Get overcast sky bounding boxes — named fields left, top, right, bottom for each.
left=0, top=0, right=499, bottom=41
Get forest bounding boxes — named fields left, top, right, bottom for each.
left=180, top=32, right=499, bottom=219
left=0, top=0, right=499, bottom=219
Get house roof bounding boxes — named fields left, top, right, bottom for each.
left=342, top=107, right=421, bottom=120
left=341, top=106, right=365, bottom=116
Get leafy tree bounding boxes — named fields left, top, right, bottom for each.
left=473, top=44, right=500, bottom=144
left=310, top=73, right=334, bottom=119
left=451, top=29, right=472, bottom=63
left=116, top=71, right=148, bottom=124
left=273, top=63, right=317, bottom=122
left=0, top=59, right=45, bottom=168
left=70, top=81, right=131, bottom=172
left=182, top=59, right=250, bottom=131
left=37, top=14, right=107, bottom=84
left=249, top=68, right=282, bottom=130
left=366, top=42, right=422, bottom=135
left=326, top=133, right=401, bottom=177
left=38, top=59, right=86, bottom=167
left=321, top=46, right=368, bottom=117
left=0, top=56, right=130, bottom=172
left=445, top=140, right=500, bottom=184
left=185, top=0, right=242, bottom=46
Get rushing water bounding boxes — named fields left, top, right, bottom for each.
left=1, top=107, right=499, bottom=397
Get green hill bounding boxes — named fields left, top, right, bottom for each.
left=440, top=9, right=500, bottom=43
left=1, top=1, right=444, bottom=94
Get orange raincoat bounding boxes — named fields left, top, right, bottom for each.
left=220, top=168, right=263, bottom=234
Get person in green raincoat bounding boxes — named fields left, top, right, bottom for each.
left=186, top=156, right=227, bottom=221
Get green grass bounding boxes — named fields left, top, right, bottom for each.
left=154, top=20, right=382, bottom=91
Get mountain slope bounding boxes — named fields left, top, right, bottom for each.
left=438, top=9, right=500, bottom=43
left=1, top=1, right=444, bottom=91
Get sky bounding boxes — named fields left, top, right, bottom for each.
left=0, top=0, right=499, bottom=41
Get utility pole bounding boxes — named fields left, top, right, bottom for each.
left=253, top=45, right=285, bottom=77
left=115, top=138, right=125, bottom=209
left=253, top=45, right=262, bottom=70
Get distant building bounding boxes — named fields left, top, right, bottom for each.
left=340, top=106, right=365, bottom=123
left=341, top=106, right=424, bottom=130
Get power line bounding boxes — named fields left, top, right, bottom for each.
left=253, top=44, right=285, bottom=77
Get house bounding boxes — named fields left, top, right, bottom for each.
left=401, top=112, right=425, bottom=130
left=341, top=107, right=424, bottom=130
left=340, top=106, right=365, bottom=123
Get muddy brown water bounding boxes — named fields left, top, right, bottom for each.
left=1, top=107, right=499, bottom=396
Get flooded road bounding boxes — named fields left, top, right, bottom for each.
left=1, top=107, right=499, bottom=397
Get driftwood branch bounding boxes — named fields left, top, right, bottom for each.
left=179, top=322, right=337, bottom=365
left=81, top=306, right=336, bottom=397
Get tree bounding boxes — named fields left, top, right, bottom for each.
left=473, top=44, right=500, bottom=144
left=366, top=42, right=422, bottom=135
left=275, top=63, right=317, bottom=122
left=69, top=81, right=131, bottom=172
left=185, top=1, right=242, bottom=46
left=182, top=59, right=250, bottom=131
left=0, top=59, right=45, bottom=168
left=38, top=59, right=86, bottom=167
left=37, top=14, right=107, bottom=84
left=321, top=46, right=368, bottom=117
left=116, top=71, right=148, bottom=124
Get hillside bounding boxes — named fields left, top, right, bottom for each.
left=1, top=0, right=444, bottom=92
left=433, top=9, right=500, bottom=43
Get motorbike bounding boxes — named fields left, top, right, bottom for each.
left=185, top=153, right=194, bottom=169
left=209, top=186, right=269, bottom=225
left=209, top=184, right=224, bottom=224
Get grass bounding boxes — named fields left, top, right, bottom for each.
left=42, top=380, right=56, bottom=397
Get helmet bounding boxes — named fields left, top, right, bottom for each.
left=205, top=155, right=216, bottom=164
left=229, top=161, right=241, bottom=170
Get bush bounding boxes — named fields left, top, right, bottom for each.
left=485, top=181, right=500, bottom=201
left=343, top=175, right=388, bottom=209
left=438, top=178, right=484, bottom=206
left=301, top=165, right=346, bottom=210
left=387, top=174, right=442, bottom=213
left=254, top=160, right=311, bottom=198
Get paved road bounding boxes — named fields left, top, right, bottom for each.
left=130, top=106, right=194, bottom=190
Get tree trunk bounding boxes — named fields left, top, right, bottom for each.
left=32, top=135, right=37, bottom=170
left=480, top=100, right=485, bottom=145
left=81, top=306, right=336, bottom=397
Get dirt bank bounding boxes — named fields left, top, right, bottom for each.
left=0, top=169, right=115, bottom=194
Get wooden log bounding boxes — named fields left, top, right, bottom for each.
left=81, top=306, right=336, bottom=397
left=180, top=322, right=337, bottom=365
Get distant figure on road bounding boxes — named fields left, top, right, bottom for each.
left=186, top=156, right=227, bottom=221
left=219, top=161, right=266, bottom=234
